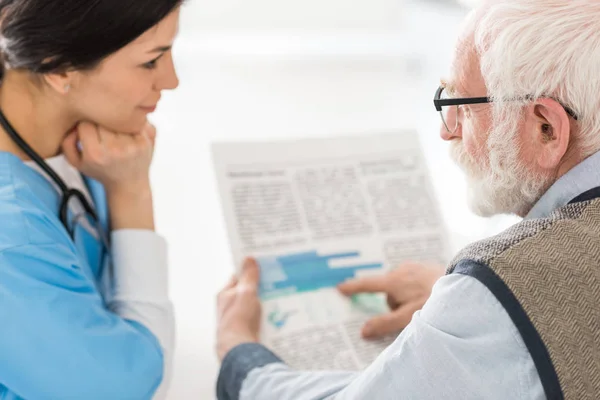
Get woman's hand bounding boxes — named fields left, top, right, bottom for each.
left=62, top=120, right=156, bottom=193
left=216, top=258, right=262, bottom=361
left=62, top=121, right=157, bottom=230
left=338, top=262, right=446, bottom=339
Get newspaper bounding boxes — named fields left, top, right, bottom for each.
left=212, top=131, right=450, bottom=370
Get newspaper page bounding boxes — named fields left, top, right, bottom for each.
left=212, top=131, right=450, bottom=370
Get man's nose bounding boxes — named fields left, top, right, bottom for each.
left=440, top=107, right=461, bottom=141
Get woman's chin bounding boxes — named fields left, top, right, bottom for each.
left=89, top=110, right=150, bottom=134
left=111, top=116, right=149, bottom=135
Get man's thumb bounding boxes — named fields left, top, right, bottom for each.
left=239, top=257, right=260, bottom=288
left=362, top=307, right=414, bottom=339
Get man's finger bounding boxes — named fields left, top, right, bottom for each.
left=361, top=306, right=415, bottom=339
left=217, top=275, right=239, bottom=304
left=387, top=294, right=400, bottom=311
left=223, top=274, right=238, bottom=290
left=338, top=275, right=388, bottom=296
left=238, top=258, right=260, bottom=289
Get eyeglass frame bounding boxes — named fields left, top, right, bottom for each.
left=433, top=85, right=578, bottom=133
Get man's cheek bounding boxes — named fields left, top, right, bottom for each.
left=465, top=132, right=489, bottom=166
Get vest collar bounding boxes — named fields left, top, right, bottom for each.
left=526, top=150, right=600, bottom=219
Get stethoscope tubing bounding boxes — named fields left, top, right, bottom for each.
left=0, top=108, right=100, bottom=239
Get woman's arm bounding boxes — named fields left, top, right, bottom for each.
left=0, top=241, right=165, bottom=399
left=62, top=119, right=175, bottom=398
left=109, top=229, right=174, bottom=400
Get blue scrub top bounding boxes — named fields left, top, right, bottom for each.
left=0, top=152, right=163, bottom=400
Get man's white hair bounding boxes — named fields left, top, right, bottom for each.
left=474, top=0, right=600, bottom=157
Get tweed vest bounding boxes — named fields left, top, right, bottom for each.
left=447, top=188, right=600, bottom=400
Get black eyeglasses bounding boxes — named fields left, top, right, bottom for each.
left=433, top=85, right=578, bottom=133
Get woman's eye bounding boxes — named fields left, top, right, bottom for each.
left=142, top=55, right=162, bottom=70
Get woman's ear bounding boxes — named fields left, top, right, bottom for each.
left=43, top=71, right=74, bottom=95
left=530, top=98, right=572, bottom=170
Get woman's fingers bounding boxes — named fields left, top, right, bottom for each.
left=61, top=129, right=82, bottom=169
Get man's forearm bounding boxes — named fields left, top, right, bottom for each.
left=217, top=343, right=356, bottom=400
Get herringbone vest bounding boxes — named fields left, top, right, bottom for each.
left=447, top=188, right=600, bottom=400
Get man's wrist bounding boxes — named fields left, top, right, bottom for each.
left=217, top=342, right=284, bottom=400
left=217, top=332, right=259, bottom=361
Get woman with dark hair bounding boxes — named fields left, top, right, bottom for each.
left=0, top=1, right=182, bottom=399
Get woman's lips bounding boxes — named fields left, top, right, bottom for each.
left=139, top=104, right=157, bottom=113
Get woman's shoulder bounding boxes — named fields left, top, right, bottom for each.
left=0, top=152, right=70, bottom=251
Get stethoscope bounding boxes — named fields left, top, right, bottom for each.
left=0, top=108, right=110, bottom=252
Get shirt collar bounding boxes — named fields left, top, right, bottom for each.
left=526, top=150, right=600, bottom=219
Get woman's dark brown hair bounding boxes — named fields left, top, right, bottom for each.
left=0, top=0, right=182, bottom=79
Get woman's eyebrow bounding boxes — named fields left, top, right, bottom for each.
left=147, top=45, right=172, bottom=53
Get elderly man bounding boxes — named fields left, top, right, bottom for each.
left=215, top=1, right=600, bottom=399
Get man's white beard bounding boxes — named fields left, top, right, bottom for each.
left=450, top=107, right=553, bottom=217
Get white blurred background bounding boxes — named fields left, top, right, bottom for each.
left=148, top=0, right=517, bottom=398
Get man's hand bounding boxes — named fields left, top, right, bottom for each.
left=216, top=258, right=262, bottom=361
left=338, top=262, right=446, bottom=339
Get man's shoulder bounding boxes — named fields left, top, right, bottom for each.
left=449, top=199, right=600, bottom=270
left=444, top=200, right=600, bottom=400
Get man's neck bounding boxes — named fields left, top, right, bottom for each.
left=0, top=71, right=77, bottom=160
left=556, top=140, right=588, bottom=180
left=517, top=144, right=596, bottom=218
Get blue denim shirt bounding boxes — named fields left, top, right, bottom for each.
left=217, top=150, right=600, bottom=400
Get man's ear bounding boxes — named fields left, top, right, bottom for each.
left=530, top=98, right=571, bottom=170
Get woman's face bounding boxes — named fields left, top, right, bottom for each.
left=66, top=7, right=181, bottom=134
